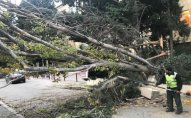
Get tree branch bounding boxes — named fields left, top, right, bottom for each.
left=146, top=51, right=168, bottom=61
left=94, top=76, right=130, bottom=92
left=0, top=29, right=28, bottom=51
left=25, top=60, right=148, bottom=72
left=47, top=21, right=155, bottom=68
left=1, top=1, right=155, bottom=69
left=15, top=51, right=40, bottom=56
left=0, top=1, right=156, bottom=73
left=0, top=38, right=28, bottom=68
left=9, top=24, right=62, bottom=51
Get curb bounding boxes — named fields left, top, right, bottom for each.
left=0, top=101, right=24, bottom=118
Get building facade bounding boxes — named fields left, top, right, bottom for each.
left=179, top=0, right=191, bottom=26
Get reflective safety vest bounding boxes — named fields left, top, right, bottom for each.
left=165, top=73, right=177, bottom=88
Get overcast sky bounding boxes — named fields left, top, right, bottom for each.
left=7, top=0, right=62, bottom=7
left=9, top=0, right=22, bottom=5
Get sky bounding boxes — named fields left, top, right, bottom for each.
left=9, top=0, right=22, bottom=6
left=6, top=0, right=62, bottom=7
left=3, top=0, right=77, bottom=13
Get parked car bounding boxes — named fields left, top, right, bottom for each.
left=0, top=73, right=6, bottom=79
left=5, top=73, right=26, bottom=84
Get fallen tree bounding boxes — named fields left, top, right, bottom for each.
left=0, top=1, right=157, bottom=75
left=0, top=0, right=187, bottom=83
left=0, top=1, right=189, bottom=117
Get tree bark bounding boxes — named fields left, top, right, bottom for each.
left=1, top=2, right=155, bottom=69
left=47, top=21, right=155, bottom=68
left=25, top=61, right=148, bottom=72
left=0, top=1, right=157, bottom=73
left=0, top=29, right=28, bottom=51
left=146, top=51, right=168, bottom=61
left=94, top=76, right=129, bottom=92
left=0, top=38, right=28, bottom=68
left=9, top=24, right=62, bottom=51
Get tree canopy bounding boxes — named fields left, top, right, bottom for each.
left=0, top=0, right=189, bottom=80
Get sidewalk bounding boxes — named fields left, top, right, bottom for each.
left=117, top=85, right=191, bottom=118
left=117, top=105, right=191, bottom=118
left=0, top=101, right=24, bottom=118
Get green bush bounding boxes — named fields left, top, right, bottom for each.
left=163, top=54, right=191, bottom=84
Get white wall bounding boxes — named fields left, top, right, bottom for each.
left=179, top=0, right=191, bottom=11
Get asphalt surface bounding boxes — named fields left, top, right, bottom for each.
left=0, top=79, right=53, bottom=102
left=117, top=85, right=191, bottom=118
left=0, top=101, right=23, bottom=118
left=0, top=78, right=86, bottom=117
left=0, top=78, right=85, bottom=103
left=1, top=78, right=191, bottom=118
left=0, top=105, right=19, bottom=118
left=117, top=106, right=191, bottom=118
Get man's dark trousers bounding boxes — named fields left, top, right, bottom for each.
left=167, top=90, right=183, bottom=111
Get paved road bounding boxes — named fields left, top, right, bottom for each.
left=0, top=78, right=86, bottom=117
left=0, top=105, right=19, bottom=118
left=0, top=79, right=53, bottom=102
left=117, top=106, right=191, bottom=118
left=0, top=79, right=85, bottom=103
left=117, top=85, right=191, bottom=118
left=0, top=101, right=23, bottom=118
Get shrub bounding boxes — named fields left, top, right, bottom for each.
left=163, top=54, right=191, bottom=84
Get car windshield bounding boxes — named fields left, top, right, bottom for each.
left=9, top=73, right=22, bottom=78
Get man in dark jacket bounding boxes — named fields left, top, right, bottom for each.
left=156, top=66, right=183, bottom=114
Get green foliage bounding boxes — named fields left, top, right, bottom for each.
left=1, top=0, right=188, bottom=81
left=84, top=45, right=119, bottom=61
left=174, top=43, right=191, bottom=55
left=58, top=97, right=114, bottom=118
left=163, top=54, right=191, bottom=84
left=0, top=67, right=12, bottom=74
left=2, top=11, right=11, bottom=19
left=90, top=81, right=140, bottom=105
left=28, top=43, right=61, bottom=58
left=48, top=67, right=58, bottom=74
left=89, top=64, right=120, bottom=79
left=32, top=22, right=45, bottom=33
left=24, top=96, right=114, bottom=118
left=122, top=84, right=141, bottom=98
left=0, top=53, right=22, bottom=74
left=107, top=0, right=144, bottom=26
left=0, top=21, right=6, bottom=29
left=69, top=0, right=189, bottom=43
left=56, top=113, right=71, bottom=118
left=139, top=0, right=189, bottom=39
left=66, top=61, right=79, bottom=68
left=10, top=43, right=20, bottom=51
left=0, top=63, right=21, bottom=74
left=0, top=54, right=14, bottom=64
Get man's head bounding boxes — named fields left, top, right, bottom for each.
left=165, top=66, right=174, bottom=75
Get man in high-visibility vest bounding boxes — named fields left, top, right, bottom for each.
left=156, top=66, right=183, bottom=114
